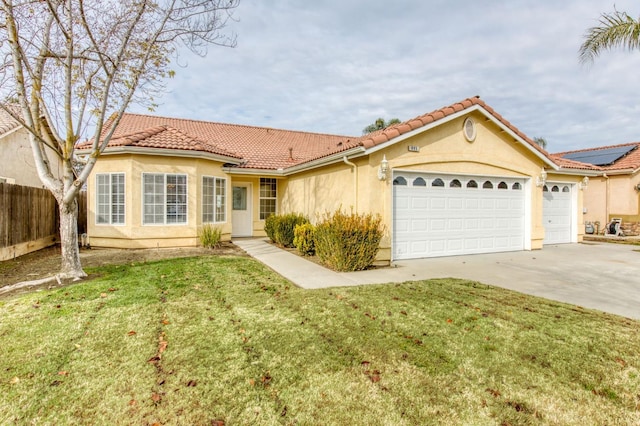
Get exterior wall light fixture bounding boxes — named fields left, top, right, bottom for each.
left=377, top=155, right=389, bottom=181
left=536, top=168, right=547, bottom=187
left=579, top=176, right=589, bottom=190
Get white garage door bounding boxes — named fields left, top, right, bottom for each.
left=543, top=183, right=572, bottom=245
left=393, top=173, right=526, bottom=260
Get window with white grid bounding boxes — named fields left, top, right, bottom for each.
left=143, top=173, right=187, bottom=225
left=259, top=177, right=277, bottom=220
left=202, top=176, right=226, bottom=223
left=96, top=173, right=125, bottom=225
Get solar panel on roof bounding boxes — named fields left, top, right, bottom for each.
left=562, top=145, right=637, bottom=166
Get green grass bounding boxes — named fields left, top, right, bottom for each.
left=0, top=255, right=639, bottom=425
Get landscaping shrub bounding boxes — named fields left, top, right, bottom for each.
left=314, top=209, right=384, bottom=271
left=293, top=223, right=315, bottom=256
left=199, top=224, right=223, bottom=248
left=264, top=213, right=309, bottom=247
left=264, top=214, right=278, bottom=242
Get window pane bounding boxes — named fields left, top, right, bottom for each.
left=203, top=177, right=214, bottom=223
left=216, top=178, right=226, bottom=222
left=233, top=186, right=247, bottom=210
left=97, top=173, right=125, bottom=224
left=259, top=178, right=277, bottom=220
left=96, top=174, right=109, bottom=224
left=143, top=174, right=164, bottom=224
left=260, top=198, right=276, bottom=220
left=166, top=174, right=187, bottom=224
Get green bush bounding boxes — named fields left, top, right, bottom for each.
left=293, top=223, right=316, bottom=256
left=264, top=214, right=278, bottom=243
left=264, top=213, right=309, bottom=247
left=314, top=209, right=385, bottom=272
left=199, top=224, right=223, bottom=249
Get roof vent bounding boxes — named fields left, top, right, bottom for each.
left=288, top=147, right=293, bottom=161
left=463, top=117, right=476, bottom=142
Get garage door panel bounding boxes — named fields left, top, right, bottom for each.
left=448, top=218, right=464, bottom=231
left=465, top=199, right=479, bottom=209
left=543, top=185, right=572, bottom=245
left=394, top=173, right=526, bottom=259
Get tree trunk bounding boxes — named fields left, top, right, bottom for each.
left=58, top=196, right=87, bottom=279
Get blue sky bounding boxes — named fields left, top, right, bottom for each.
left=130, top=1, right=640, bottom=152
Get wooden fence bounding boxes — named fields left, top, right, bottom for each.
left=0, top=184, right=89, bottom=261
left=0, top=183, right=59, bottom=260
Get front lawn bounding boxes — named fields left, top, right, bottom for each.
left=0, top=255, right=638, bottom=425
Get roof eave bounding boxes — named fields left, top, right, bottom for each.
left=0, top=124, right=24, bottom=139
left=601, top=168, right=638, bottom=176
left=553, top=168, right=601, bottom=177
left=89, top=146, right=243, bottom=164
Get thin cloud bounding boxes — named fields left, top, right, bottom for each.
left=132, top=0, right=640, bottom=151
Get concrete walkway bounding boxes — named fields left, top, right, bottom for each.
left=233, top=238, right=640, bottom=320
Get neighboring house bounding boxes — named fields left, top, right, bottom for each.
left=554, top=143, right=640, bottom=235
left=77, top=96, right=594, bottom=263
left=0, top=108, right=63, bottom=187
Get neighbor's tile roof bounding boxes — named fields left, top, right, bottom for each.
left=554, top=142, right=640, bottom=172
left=549, top=155, right=603, bottom=171
left=0, top=107, right=22, bottom=136
left=79, top=96, right=572, bottom=171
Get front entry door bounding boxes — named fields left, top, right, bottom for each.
left=232, top=183, right=252, bottom=237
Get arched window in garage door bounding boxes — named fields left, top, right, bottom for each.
left=413, top=177, right=426, bottom=186
left=393, top=176, right=407, bottom=186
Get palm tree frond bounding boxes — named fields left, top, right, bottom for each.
left=579, top=10, right=640, bottom=64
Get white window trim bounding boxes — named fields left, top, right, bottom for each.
left=202, top=175, right=227, bottom=224
left=142, top=172, right=189, bottom=226
left=95, top=172, right=126, bottom=226
left=259, top=177, right=277, bottom=221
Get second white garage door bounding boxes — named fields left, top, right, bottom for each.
left=393, top=173, right=526, bottom=260
left=542, top=183, right=573, bottom=245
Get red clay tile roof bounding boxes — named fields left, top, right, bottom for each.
left=549, top=155, right=603, bottom=171
left=0, top=107, right=22, bottom=136
left=77, top=125, right=243, bottom=160
left=554, top=142, right=640, bottom=172
left=352, top=96, right=549, bottom=158
left=78, top=96, right=565, bottom=171
left=78, top=113, right=354, bottom=169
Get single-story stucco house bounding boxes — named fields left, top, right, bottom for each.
left=77, top=96, right=596, bottom=263
left=0, top=107, right=63, bottom=187
left=554, top=142, right=640, bottom=236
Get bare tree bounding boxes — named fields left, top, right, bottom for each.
left=0, top=0, right=239, bottom=279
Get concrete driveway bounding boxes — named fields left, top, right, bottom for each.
left=363, top=242, right=640, bottom=320
left=234, top=239, right=640, bottom=320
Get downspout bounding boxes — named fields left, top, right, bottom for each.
left=603, top=173, right=610, bottom=223
left=343, top=156, right=357, bottom=212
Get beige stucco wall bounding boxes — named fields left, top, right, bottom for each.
left=279, top=112, right=584, bottom=263
left=0, top=128, right=62, bottom=187
left=583, top=172, right=640, bottom=227
left=87, top=154, right=232, bottom=248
